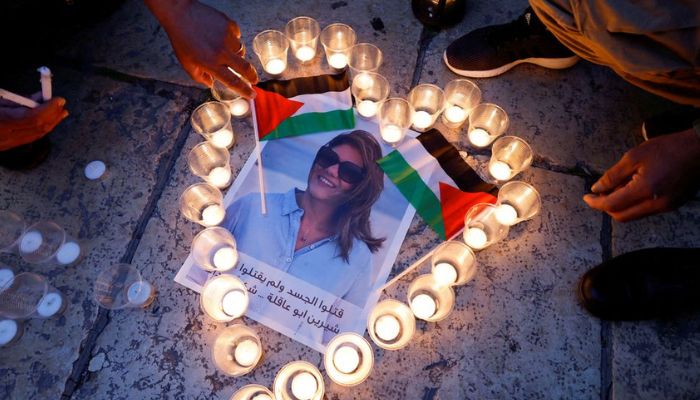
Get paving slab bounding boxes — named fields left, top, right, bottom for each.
left=0, top=66, right=200, bottom=400
left=609, top=202, right=700, bottom=400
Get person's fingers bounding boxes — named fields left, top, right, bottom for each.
left=211, top=63, right=257, bottom=99
left=589, top=174, right=655, bottom=213
left=225, top=54, right=259, bottom=84
left=0, top=98, right=65, bottom=128
left=607, top=197, right=670, bottom=222
left=227, top=21, right=241, bottom=39
left=591, top=152, right=638, bottom=194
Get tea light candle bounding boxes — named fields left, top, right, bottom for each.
left=234, top=338, right=261, bottom=367
left=208, top=167, right=231, bottom=188
left=495, top=204, right=518, bottom=226
left=56, top=241, right=81, bottom=265
left=84, top=160, right=107, bottom=180
left=489, top=160, right=512, bottom=181
left=410, top=293, right=437, bottom=320
left=374, top=314, right=401, bottom=341
left=230, top=98, right=250, bottom=117
left=468, top=128, right=490, bottom=147
left=0, top=268, right=14, bottom=288
left=213, top=246, right=238, bottom=270
left=265, top=59, right=286, bottom=75
left=357, top=100, right=378, bottom=118
left=127, top=281, right=154, bottom=306
left=222, top=289, right=247, bottom=317
left=329, top=53, right=348, bottom=69
left=37, top=292, right=63, bottom=317
left=211, top=129, right=234, bottom=148
left=412, top=110, right=433, bottom=130
left=295, top=46, right=315, bottom=62
left=464, top=227, right=488, bottom=249
left=231, top=385, right=275, bottom=400
left=251, top=395, right=272, bottom=400
left=433, top=262, right=458, bottom=285
left=333, top=345, right=360, bottom=374
left=444, top=105, right=466, bottom=124
left=20, top=231, right=42, bottom=253
left=291, top=372, right=318, bottom=400
left=353, top=73, right=373, bottom=90
left=0, top=319, right=20, bottom=346
left=201, top=204, right=225, bottom=226
left=381, top=124, right=403, bottom=144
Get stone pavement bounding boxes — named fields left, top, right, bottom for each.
left=1, top=0, right=698, bottom=399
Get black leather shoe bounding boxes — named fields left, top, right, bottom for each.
left=578, top=248, right=700, bottom=321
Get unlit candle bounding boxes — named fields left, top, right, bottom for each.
left=37, top=292, right=63, bottom=317
left=20, top=231, right=43, bottom=253
left=56, top=242, right=81, bottom=265
left=127, top=281, right=153, bottom=306
left=0, top=269, right=14, bottom=289
left=0, top=319, right=19, bottom=346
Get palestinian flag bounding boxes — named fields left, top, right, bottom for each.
left=253, top=71, right=355, bottom=140
left=377, top=129, right=498, bottom=240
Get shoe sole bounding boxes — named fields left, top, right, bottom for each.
left=443, top=51, right=580, bottom=78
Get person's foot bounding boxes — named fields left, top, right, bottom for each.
left=578, top=248, right=700, bottom=321
left=443, top=8, right=579, bottom=78
left=641, top=105, right=700, bottom=140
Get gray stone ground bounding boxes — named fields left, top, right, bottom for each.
left=1, top=0, right=698, bottom=399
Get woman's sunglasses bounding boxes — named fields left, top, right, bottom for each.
left=314, top=146, right=366, bottom=185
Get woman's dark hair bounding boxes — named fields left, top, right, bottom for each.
left=316, top=130, right=385, bottom=262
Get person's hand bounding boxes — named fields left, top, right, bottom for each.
left=0, top=95, right=68, bottom=151
left=583, top=129, right=700, bottom=222
left=145, top=0, right=258, bottom=98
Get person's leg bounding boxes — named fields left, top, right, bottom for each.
left=579, top=248, right=700, bottom=320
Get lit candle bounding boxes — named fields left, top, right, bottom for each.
left=468, top=128, right=490, bottom=147
left=211, top=129, right=234, bottom=148
left=291, top=371, right=318, bottom=400
left=265, top=59, right=286, bottom=75
left=489, top=160, right=512, bottom=181
left=212, top=246, right=238, bottom=271
left=37, top=292, right=63, bottom=317
left=201, top=204, right=225, bottom=226
left=222, top=289, right=247, bottom=317
left=234, top=338, right=261, bottom=367
left=333, top=345, right=360, bottom=374
left=0, top=319, right=20, bottom=346
left=412, top=110, right=433, bottom=130
left=410, top=293, right=437, bottom=320
left=433, top=262, right=458, bottom=285
left=444, top=105, right=466, bottom=124
left=374, top=314, right=401, bottom=341
left=329, top=53, right=348, bottom=69
left=381, top=124, right=403, bottom=144
left=295, top=46, right=315, bottom=62
left=464, top=227, right=487, bottom=249
left=353, top=73, right=373, bottom=90
left=127, top=281, right=154, bottom=307
left=495, top=204, right=518, bottom=226
left=251, top=395, right=272, bottom=400
left=230, top=98, right=250, bottom=117
left=208, top=166, right=231, bottom=188
left=20, top=231, right=42, bottom=253
left=56, top=241, right=81, bottom=265
left=356, top=100, right=378, bottom=118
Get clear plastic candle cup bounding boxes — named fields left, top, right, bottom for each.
left=211, top=80, right=250, bottom=118
left=407, top=274, right=455, bottom=322
left=212, top=324, right=263, bottom=376
left=285, top=17, right=321, bottom=63
left=348, top=43, right=383, bottom=79
left=18, top=221, right=83, bottom=266
left=200, top=274, right=249, bottom=322
left=431, top=240, right=477, bottom=286
left=0, top=210, right=25, bottom=254
left=367, top=299, right=416, bottom=350
left=467, top=103, right=509, bottom=148
left=94, top=264, right=156, bottom=310
left=274, top=361, right=325, bottom=400
left=378, top=98, right=413, bottom=147
left=230, top=384, right=275, bottom=400
left=320, top=23, right=356, bottom=70
left=496, top=181, right=542, bottom=226
left=488, top=136, right=533, bottom=183
left=191, top=227, right=239, bottom=272
left=351, top=72, right=389, bottom=119
left=442, top=79, right=481, bottom=129
left=0, top=272, right=67, bottom=319
left=187, top=142, right=232, bottom=189
left=408, top=84, right=445, bottom=132
left=253, top=30, right=290, bottom=77
left=324, top=332, right=374, bottom=386
left=179, top=183, right=226, bottom=227
left=191, top=102, right=235, bottom=149
left=463, top=203, right=510, bottom=250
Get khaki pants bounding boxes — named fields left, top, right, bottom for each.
left=530, top=0, right=700, bottom=106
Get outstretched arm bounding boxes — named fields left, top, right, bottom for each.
left=0, top=96, right=68, bottom=151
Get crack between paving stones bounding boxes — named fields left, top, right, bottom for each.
left=596, top=177, right=614, bottom=400
left=411, top=27, right=438, bottom=88
left=60, top=84, right=207, bottom=399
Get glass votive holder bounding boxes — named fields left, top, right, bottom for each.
left=200, top=274, right=249, bottom=322
left=467, top=103, right=509, bottom=148
left=463, top=203, right=509, bottom=250
left=285, top=16, right=321, bottom=63
left=212, top=324, right=263, bottom=376
left=495, top=181, right=542, bottom=226
left=179, top=183, right=226, bottom=227
left=441, top=79, right=481, bottom=129
left=191, top=102, right=235, bottom=149
left=0, top=272, right=67, bottom=319
left=407, top=274, right=455, bottom=322
left=94, top=263, right=156, bottom=310
left=488, top=136, right=533, bottom=183
left=320, top=23, right=356, bottom=70
left=378, top=98, right=413, bottom=147
left=431, top=241, right=477, bottom=286
left=351, top=72, right=389, bottom=119
left=253, top=30, right=289, bottom=77
left=0, top=319, right=24, bottom=347
left=230, top=384, right=275, bottom=400
left=324, top=332, right=374, bottom=386
left=211, top=80, right=251, bottom=118
left=348, top=43, right=383, bottom=78
left=192, top=227, right=239, bottom=272
left=187, top=142, right=232, bottom=189
left=274, top=361, right=325, bottom=400
left=408, top=84, right=445, bottom=132
left=0, top=210, right=25, bottom=254
left=18, top=221, right=83, bottom=266
left=367, top=299, right=415, bottom=350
